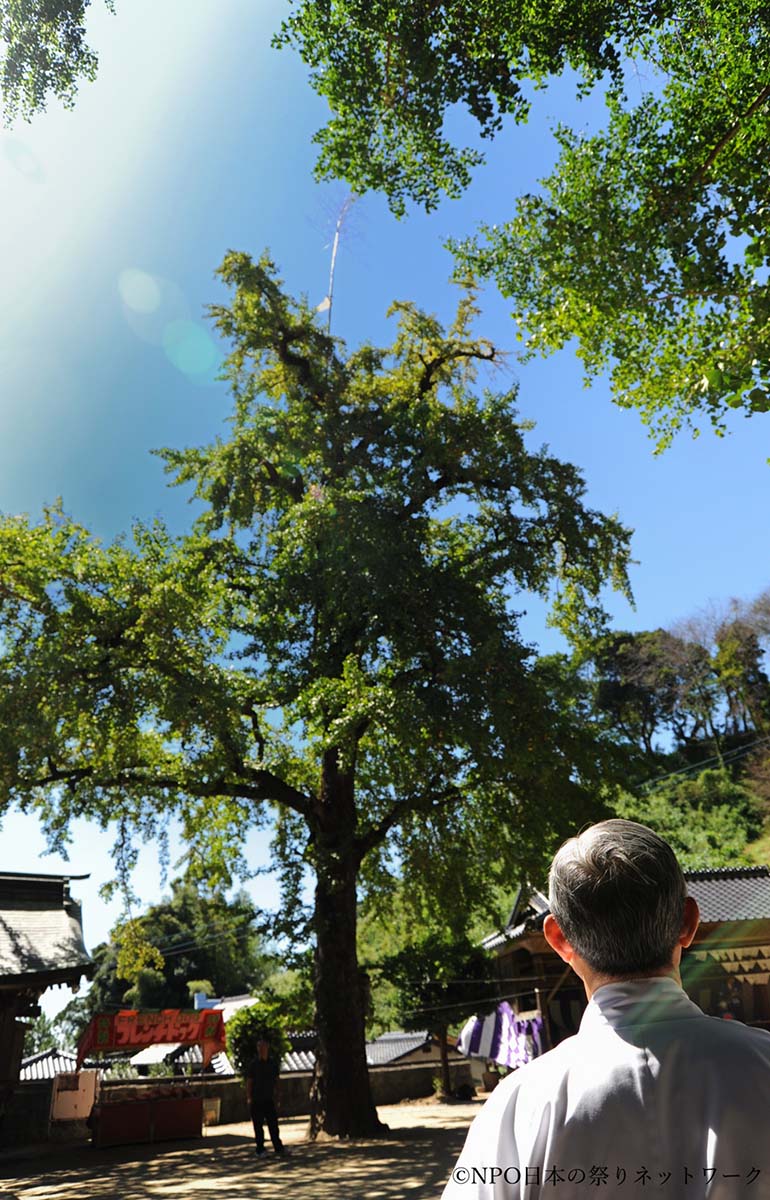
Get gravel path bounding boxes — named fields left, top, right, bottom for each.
left=0, top=1099, right=481, bottom=1200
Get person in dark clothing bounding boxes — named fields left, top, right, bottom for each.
left=246, top=1037, right=284, bottom=1157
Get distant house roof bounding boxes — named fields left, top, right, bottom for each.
left=282, top=1048, right=316, bottom=1073
left=365, top=1031, right=433, bottom=1066
left=482, top=866, right=770, bottom=951
left=281, top=1030, right=439, bottom=1073
left=19, top=1047, right=78, bottom=1081
left=0, top=872, right=93, bottom=988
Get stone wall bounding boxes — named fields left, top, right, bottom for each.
left=0, top=1058, right=474, bottom=1148
left=0, top=1081, right=52, bottom=1148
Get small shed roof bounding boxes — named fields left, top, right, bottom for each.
left=0, top=872, right=93, bottom=987
left=19, top=1047, right=78, bottom=1081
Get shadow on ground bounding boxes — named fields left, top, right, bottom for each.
left=0, top=1104, right=478, bottom=1200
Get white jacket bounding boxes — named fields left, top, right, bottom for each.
left=442, top=976, right=770, bottom=1199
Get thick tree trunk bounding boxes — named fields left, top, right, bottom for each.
left=308, top=752, right=385, bottom=1138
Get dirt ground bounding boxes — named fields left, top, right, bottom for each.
left=0, top=1098, right=481, bottom=1200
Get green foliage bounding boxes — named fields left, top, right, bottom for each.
left=261, top=956, right=315, bottom=1030
left=0, top=0, right=113, bottom=125
left=285, top=1, right=770, bottom=436
left=52, top=996, right=91, bottom=1050
left=0, top=253, right=630, bottom=909
left=590, top=602, right=770, bottom=777
left=115, top=919, right=165, bottom=985
left=614, top=769, right=763, bottom=868
left=22, top=1012, right=56, bottom=1057
left=380, top=932, right=498, bottom=1034
left=277, top=0, right=663, bottom=216
left=122, top=968, right=171, bottom=1010
left=358, top=881, right=516, bottom=1036
left=455, top=2, right=770, bottom=442
left=186, top=979, right=215, bottom=1001
left=226, top=1000, right=290, bottom=1075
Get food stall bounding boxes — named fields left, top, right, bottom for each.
left=76, top=1008, right=226, bottom=1148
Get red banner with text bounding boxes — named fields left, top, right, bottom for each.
left=76, top=1008, right=227, bottom=1069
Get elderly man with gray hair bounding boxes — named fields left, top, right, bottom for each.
left=442, top=819, right=770, bottom=1198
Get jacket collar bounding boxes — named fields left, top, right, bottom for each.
left=580, top=976, right=703, bottom=1032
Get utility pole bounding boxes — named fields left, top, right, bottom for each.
left=317, top=195, right=355, bottom=337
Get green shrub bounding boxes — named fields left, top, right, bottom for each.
left=226, top=1000, right=290, bottom=1075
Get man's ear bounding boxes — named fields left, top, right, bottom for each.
left=678, top=895, right=700, bottom=949
left=543, top=913, right=576, bottom=965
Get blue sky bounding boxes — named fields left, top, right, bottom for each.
left=3, top=0, right=770, bottom=1016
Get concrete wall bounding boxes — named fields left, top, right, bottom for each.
left=0, top=1058, right=474, bottom=1148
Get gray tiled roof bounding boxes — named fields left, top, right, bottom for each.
left=483, top=866, right=770, bottom=949
left=365, top=1031, right=431, bottom=1066
left=129, top=1042, right=235, bottom=1075
left=280, top=1031, right=436, bottom=1073
left=0, top=873, right=92, bottom=983
left=19, top=1048, right=78, bottom=1081
left=684, top=866, right=770, bottom=923
left=282, top=1049, right=316, bottom=1072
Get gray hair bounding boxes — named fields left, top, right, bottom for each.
left=548, top=819, right=687, bottom=976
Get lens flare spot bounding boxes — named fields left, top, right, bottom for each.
left=2, top=136, right=44, bottom=183
left=118, top=269, right=162, bottom=314
left=162, top=320, right=219, bottom=377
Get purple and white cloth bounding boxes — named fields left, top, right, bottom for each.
left=457, top=1002, right=543, bottom=1069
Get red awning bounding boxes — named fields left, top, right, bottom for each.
left=76, top=1008, right=227, bottom=1070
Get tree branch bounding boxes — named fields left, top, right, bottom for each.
left=692, top=84, right=770, bottom=189
left=353, top=781, right=462, bottom=863
left=24, top=762, right=314, bottom=820
left=416, top=344, right=497, bottom=399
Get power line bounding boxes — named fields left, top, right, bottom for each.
left=641, top=732, right=770, bottom=790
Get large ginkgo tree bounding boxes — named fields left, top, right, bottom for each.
left=0, top=253, right=630, bottom=1134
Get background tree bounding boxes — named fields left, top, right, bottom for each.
left=22, top=1013, right=56, bottom=1057
left=614, top=768, right=763, bottom=869
left=55, top=879, right=270, bottom=1044
left=0, top=253, right=631, bottom=1136
left=590, top=595, right=770, bottom=779
left=379, top=933, right=498, bottom=1098
left=281, top=1, right=770, bottom=439
left=261, top=949, right=316, bottom=1031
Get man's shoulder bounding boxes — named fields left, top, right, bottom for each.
left=485, top=1038, right=583, bottom=1106
left=695, top=1012, right=770, bottom=1051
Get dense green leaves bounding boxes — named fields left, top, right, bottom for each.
left=457, top=2, right=770, bottom=444
left=277, top=0, right=668, bottom=215
left=284, top=0, right=770, bottom=436
left=380, top=933, right=498, bottom=1034
left=226, top=1000, right=290, bottom=1075
left=22, top=1012, right=56, bottom=1057
left=0, top=252, right=633, bottom=895
left=615, top=769, right=762, bottom=869
left=0, top=0, right=112, bottom=124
